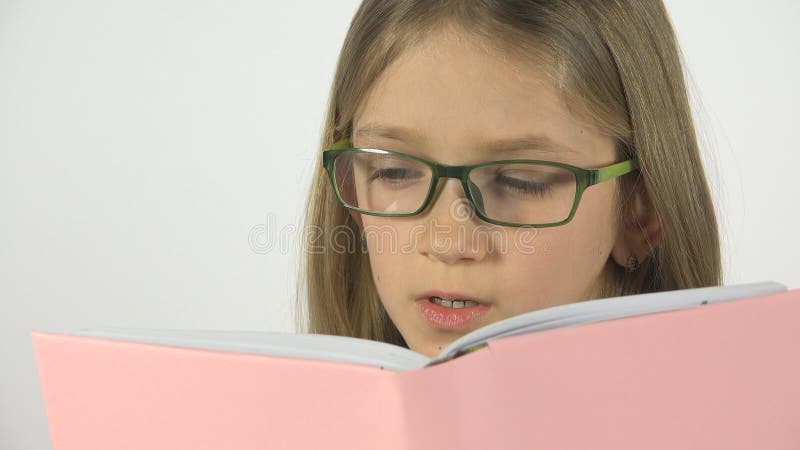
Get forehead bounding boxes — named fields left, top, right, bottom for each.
left=353, top=122, right=583, bottom=161
left=352, top=28, right=612, bottom=165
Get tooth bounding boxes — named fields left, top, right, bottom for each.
left=428, top=297, right=483, bottom=308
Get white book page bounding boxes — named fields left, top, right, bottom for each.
left=73, top=328, right=431, bottom=371
left=428, top=280, right=787, bottom=365
left=70, top=281, right=786, bottom=372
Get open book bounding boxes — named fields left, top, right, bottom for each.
left=32, top=281, right=800, bottom=450
left=49, top=280, right=787, bottom=370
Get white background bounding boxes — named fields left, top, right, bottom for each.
left=1, top=1, right=798, bottom=448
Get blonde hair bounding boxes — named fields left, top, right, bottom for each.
left=294, top=0, right=722, bottom=347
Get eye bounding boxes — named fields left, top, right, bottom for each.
left=496, top=172, right=552, bottom=197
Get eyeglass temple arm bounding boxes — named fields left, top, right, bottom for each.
left=330, top=138, right=352, bottom=150
left=592, top=159, right=639, bottom=185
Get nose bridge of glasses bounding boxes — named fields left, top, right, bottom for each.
left=436, top=164, right=467, bottom=180
left=429, top=165, right=484, bottom=214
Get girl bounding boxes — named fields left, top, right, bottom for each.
left=296, top=0, right=721, bottom=358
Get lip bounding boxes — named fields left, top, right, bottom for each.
left=415, top=290, right=491, bottom=305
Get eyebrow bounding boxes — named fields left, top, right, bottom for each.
left=353, top=123, right=582, bottom=157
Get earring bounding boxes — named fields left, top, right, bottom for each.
left=626, top=255, right=640, bottom=273
left=360, top=234, right=368, bottom=253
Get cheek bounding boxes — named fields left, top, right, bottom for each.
left=561, top=186, right=619, bottom=269
left=492, top=186, right=618, bottom=312
left=361, top=217, right=415, bottom=302
left=490, top=229, right=578, bottom=311
left=574, top=183, right=620, bottom=254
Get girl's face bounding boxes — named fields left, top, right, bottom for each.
left=352, top=28, right=622, bottom=358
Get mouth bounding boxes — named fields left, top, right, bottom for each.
left=414, top=290, right=491, bottom=330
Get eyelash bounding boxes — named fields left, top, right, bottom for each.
left=368, top=167, right=423, bottom=183
left=495, top=173, right=551, bottom=197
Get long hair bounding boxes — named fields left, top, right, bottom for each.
left=294, top=0, right=722, bottom=347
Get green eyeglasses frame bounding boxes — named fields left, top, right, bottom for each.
left=322, top=137, right=639, bottom=228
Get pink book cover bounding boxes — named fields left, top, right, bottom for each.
left=32, top=287, right=800, bottom=449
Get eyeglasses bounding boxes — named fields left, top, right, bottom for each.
left=322, top=137, right=639, bottom=228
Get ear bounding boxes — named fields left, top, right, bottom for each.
left=610, top=179, right=663, bottom=269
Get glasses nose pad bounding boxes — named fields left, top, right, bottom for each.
left=466, top=179, right=485, bottom=214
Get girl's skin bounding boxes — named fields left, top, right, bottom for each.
left=349, top=27, right=661, bottom=358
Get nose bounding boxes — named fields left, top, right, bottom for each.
left=416, top=178, right=492, bottom=265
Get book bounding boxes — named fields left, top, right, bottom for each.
left=32, top=281, right=800, bottom=449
